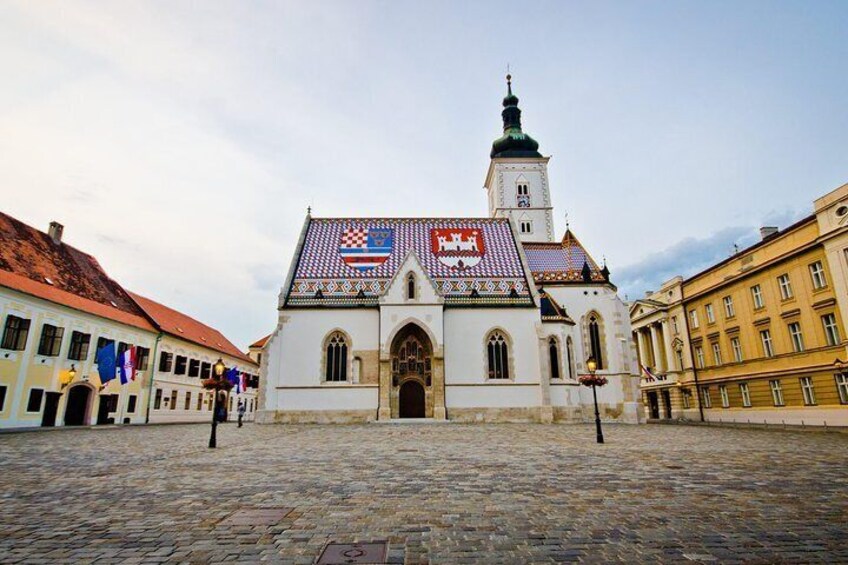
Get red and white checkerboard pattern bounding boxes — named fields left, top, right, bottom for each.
left=340, top=228, right=369, bottom=248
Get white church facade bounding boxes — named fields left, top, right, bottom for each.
left=257, top=77, right=641, bottom=424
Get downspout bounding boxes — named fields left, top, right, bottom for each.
left=681, top=300, right=704, bottom=422
left=144, top=332, right=163, bottom=424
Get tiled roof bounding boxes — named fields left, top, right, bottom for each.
left=0, top=212, right=156, bottom=331
left=523, top=230, right=606, bottom=284
left=128, top=292, right=256, bottom=365
left=287, top=218, right=533, bottom=305
left=539, top=290, right=574, bottom=324
left=249, top=334, right=271, bottom=349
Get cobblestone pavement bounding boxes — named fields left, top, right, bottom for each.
left=1, top=423, right=846, bottom=564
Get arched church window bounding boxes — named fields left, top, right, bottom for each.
left=520, top=220, right=532, bottom=234
left=548, top=337, right=561, bottom=380
left=324, top=332, right=348, bottom=382
left=487, top=331, right=510, bottom=379
left=588, top=315, right=604, bottom=370
left=517, top=183, right=531, bottom=208
left=406, top=273, right=415, bottom=300
left=566, top=337, right=575, bottom=380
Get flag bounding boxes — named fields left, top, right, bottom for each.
left=640, top=364, right=657, bottom=382
left=119, top=346, right=136, bottom=385
left=239, top=372, right=248, bottom=394
left=226, top=368, right=241, bottom=393
left=95, top=341, right=117, bottom=386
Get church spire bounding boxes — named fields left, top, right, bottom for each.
left=490, top=74, right=542, bottom=159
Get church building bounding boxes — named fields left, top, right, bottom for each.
left=258, top=77, right=641, bottom=424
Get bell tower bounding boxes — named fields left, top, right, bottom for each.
left=484, top=75, right=555, bottom=242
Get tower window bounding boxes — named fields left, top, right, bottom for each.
left=520, top=220, right=532, bottom=234
left=516, top=183, right=531, bottom=207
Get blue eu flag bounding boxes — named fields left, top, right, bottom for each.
left=95, top=341, right=117, bottom=385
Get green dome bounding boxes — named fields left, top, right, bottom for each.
left=490, top=75, right=542, bottom=159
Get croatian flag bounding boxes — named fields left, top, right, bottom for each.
left=119, top=346, right=136, bottom=384
left=641, top=364, right=658, bottom=382
left=95, top=341, right=117, bottom=385
left=239, top=372, right=248, bottom=394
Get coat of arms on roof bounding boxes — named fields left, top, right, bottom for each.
left=430, top=228, right=486, bottom=270
left=339, top=227, right=394, bottom=271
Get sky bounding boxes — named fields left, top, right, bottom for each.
left=1, top=1, right=847, bottom=347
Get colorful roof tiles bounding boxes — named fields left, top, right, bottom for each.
left=286, top=218, right=534, bottom=305
left=522, top=230, right=607, bottom=285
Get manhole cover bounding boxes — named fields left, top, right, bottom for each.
left=220, top=507, right=292, bottom=526
left=316, top=542, right=388, bottom=564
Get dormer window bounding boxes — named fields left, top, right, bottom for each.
left=516, top=182, right=530, bottom=208
left=406, top=272, right=415, bottom=300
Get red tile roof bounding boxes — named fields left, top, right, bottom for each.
left=0, top=212, right=156, bottom=331
left=128, top=292, right=256, bottom=365
left=249, top=334, right=271, bottom=349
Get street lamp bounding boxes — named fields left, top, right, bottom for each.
left=205, top=358, right=229, bottom=449
left=60, top=365, right=77, bottom=390
left=581, top=356, right=606, bottom=444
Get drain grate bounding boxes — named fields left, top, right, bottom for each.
left=316, top=541, right=388, bottom=564
left=220, top=507, right=292, bottom=526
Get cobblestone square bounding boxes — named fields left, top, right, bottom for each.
left=1, top=423, right=846, bottom=564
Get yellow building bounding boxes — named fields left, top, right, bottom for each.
left=680, top=183, right=848, bottom=427
left=0, top=212, right=259, bottom=429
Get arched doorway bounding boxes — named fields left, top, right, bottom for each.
left=64, top=385, right=91, bottom=426
left=399, top=381, right=425, bottom=418
left=390, top=323, right=433, bottom=418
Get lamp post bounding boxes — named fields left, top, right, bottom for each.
left=585, top=356, right=604, bottom=444
left=206, top=358, right=228, bottom=449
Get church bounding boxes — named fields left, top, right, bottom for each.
left=257, top=77, right=641, bottom=424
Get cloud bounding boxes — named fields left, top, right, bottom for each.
left=615, top=207, right=809, bottom=301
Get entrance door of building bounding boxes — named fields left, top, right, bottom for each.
left=399, top=381, right=425, bottom=418
left=41, top=392, right=61, bottom=427
left=96, top=394, right=117, bottom=425
left=647, top=391, right=660, bottom=419
left=64, top=386, right=91, bottom=426
left=661, top=389, right=672, bottom=419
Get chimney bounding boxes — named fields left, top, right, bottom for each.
left=48, top=221, right=64, bottom=244
left=759, top=226, right=778, bottom=240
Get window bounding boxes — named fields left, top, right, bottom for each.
left=154, top=388, right=162, bottom=410
left=1, top=315, right=31, bottom=350
left=519, top=220, right=532, bottom=234
left=117, top=342, right=130, bottom=357
left=174, top=356, right=187, bottom=375
left=566, top=338, right=574, bottom=380
left=689, top=310, right=699, bottom=329
left=588, top=315, right=604, bottom=370
left=705, top=304, right=715, bottom=324
left=405, top=273, right=416, bottom=300
left=196, top=393, right=203, bottom=410
left=127, top=395, right=137, bottom=414
left=487, top=331, right=510, bottom=379
left=675, top=349, right=684, bottom=370
left=188, top=359, right=200, bottom=377
left=0, top=385, right=6, bottom=412
left=719, top=385, right=729, bottom=408
left=325, top=332, right=348, bottom=382
left=760, top=330, right=774, bottom=358
left=159, top=352, right=173, bottom=372
left=769, top=380, right=784, bottom=406
left=711, top=342, right=722, bottom=365
left=800, top=377, right=816, bottom=405
left=185, top=391, right=192, bottom=410
left=36, top=324, right=64, bottom=356
left=701, top=387, right=712, bottom=408
left=751, top=285, right=764, bottom=309
left=201, top=362, right=211, bottom=379
left=809, top=261, right=827, bottom=289
left=695, top=346, right=705, bottom=368
left=836, top=373, right=848, bottom=404
left=822, top=314, right=840, bottom=346
left=136, top=347, right=150, bottom=371
left=788, top=322, right=804, bottom=352
left=516, top=183, right=530, bottom=207
left=68, top=331, right=91, bottom=361
left=96, top=337, right=114, bottom=354
left=548, top=338, right=561, bottom=380
left=671, top=316, right=679, bottom=334
left=739, top=383, right=752, bottom=407
left=682, top=390, right=690, bottom=409
left=26, top=388, right=44, bottom=412
left=169, top=390, right=177, bottom=410
left=777, top=274, right=793, bottom=300
left=730, top=337, right=743, bottom=363
left=723, top=296, right=735, bottom=319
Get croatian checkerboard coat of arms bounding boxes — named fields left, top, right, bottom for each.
left=430, top=228, right=486, bottom=270
left=339, top=227, right=394, bottom=271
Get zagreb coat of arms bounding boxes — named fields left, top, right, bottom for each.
left=339, top=227, right=394, bottom=271
left=430, top=228, right=485, bottom=270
